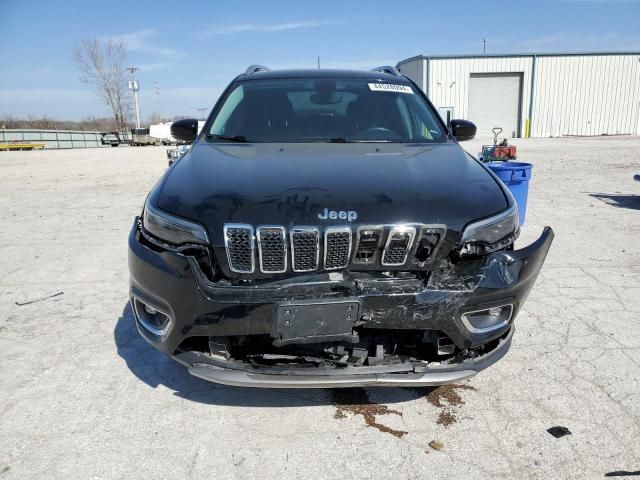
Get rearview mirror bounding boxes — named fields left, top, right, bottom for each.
left=450, top=119, right=476, bottom=142
left=171, top=118, right=198, bottom=143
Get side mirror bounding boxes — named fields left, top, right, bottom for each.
left=450, top=119, right=476, bottom=142
left=171, top=118, right=198, bottom=143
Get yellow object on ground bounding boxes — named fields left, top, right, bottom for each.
left=0, top=143, right=45, bottom=151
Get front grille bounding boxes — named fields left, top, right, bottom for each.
left=224, top=224, right=255, bottom=273
left=324, top=227, right=352, bottom=270
left=257, top=226, right=287, bottom=273
left=222, top=223, right=438, bottom=275
left=382, top=227, right=416, bottom=266
left=290, top=228, right=319, bottom=272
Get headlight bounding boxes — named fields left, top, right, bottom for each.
left=460, top=204, right=519, bottom=254
left=142, top=200, right=209, bottom=246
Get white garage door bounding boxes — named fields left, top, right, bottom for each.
left=468, top=73, right=522, bottom=138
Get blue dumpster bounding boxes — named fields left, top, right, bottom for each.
left=486, top=162, right=532, bottom=226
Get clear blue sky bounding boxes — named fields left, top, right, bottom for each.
left=1, top=0, right=639, bottom=121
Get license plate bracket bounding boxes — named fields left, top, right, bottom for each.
left=273, top=299, right=360, bottom=345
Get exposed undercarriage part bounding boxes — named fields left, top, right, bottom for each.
left=175, top=328, right=514, bottom=388
left=182, top=328, right=504, bottom=370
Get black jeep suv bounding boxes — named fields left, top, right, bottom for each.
left=128, top=65, right=553, bottom=388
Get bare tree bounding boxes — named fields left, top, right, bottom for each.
left=74, top=38, right=129, bottom=132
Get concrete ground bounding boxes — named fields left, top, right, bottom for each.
left=0, top=137, right=639, bottom=479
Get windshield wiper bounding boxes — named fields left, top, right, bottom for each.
left=206, top=134, right=248, bottom=142
left=328, top=137, right=395, bottom=143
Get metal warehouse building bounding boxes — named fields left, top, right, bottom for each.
left=396, top=52, right=640, bottom=138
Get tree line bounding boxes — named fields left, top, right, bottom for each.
left=0, top=114, right=182, bottom=132
left=0, top=115, right=130, bottom=131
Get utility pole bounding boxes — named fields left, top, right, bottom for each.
left=483, top=38, right=487, bottom=54
left=126, top=66, right=141, bottom=130
left=155, top=81, right=161, bottom=121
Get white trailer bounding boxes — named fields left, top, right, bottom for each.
left=149, top=122, right=175, bottom=144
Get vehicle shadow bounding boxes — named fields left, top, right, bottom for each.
left=589, top=193, right=640, bottom=211
left=114, top=302, right=428, bottom=407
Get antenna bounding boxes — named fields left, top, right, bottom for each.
left=126, top=66, right=141, bottom=129
left=155, top=81, right=160, bottom=120
left=317, top=56, right=321, bottom=69
left=483, top=38, right=487, bottom=54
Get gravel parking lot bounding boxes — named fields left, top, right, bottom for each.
left=1, top=137, right=639, bottom=479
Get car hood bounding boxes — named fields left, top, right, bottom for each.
left=156, top=142, right=508, bottom=243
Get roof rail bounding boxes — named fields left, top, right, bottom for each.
left=370, top=66, right=402, bottom=76
left=244, top=64, right=270, bottom=75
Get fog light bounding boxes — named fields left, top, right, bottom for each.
left=461, top=304, right=513, bottom=334
left=133, top=298, right=172, bottom=336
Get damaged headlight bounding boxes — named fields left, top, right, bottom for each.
left=142, top=200, right=209, bottom=246
left=460, top=204, right=519, bottom=254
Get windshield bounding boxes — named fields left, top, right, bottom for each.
left=207, top=78, right=447, bottom=143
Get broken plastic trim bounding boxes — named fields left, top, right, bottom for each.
left=179, top=327, right=514, bottom=388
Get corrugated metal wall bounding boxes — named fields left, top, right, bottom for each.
left=532, top=55, right=640, bottom=137
left=398, top=53, right=640, bottom=138
left=0, top=129, right=110, bottom=149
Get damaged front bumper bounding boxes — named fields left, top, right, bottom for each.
left=179, top=326, right=513, bottom=388
left=128, top=223, right=553, bottom=388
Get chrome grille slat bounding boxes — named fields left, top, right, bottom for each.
left=382, top=226, right=416, bottom=266
left=257, top=226, right=287, bottom=273
left=290, top=227, right=320, bottom=272
left=224, top=224, right=255, bottom=273
left=324, top=227, right=352, bottom=270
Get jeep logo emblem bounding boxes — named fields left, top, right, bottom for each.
left=317, top=208, right=358, bottom=222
